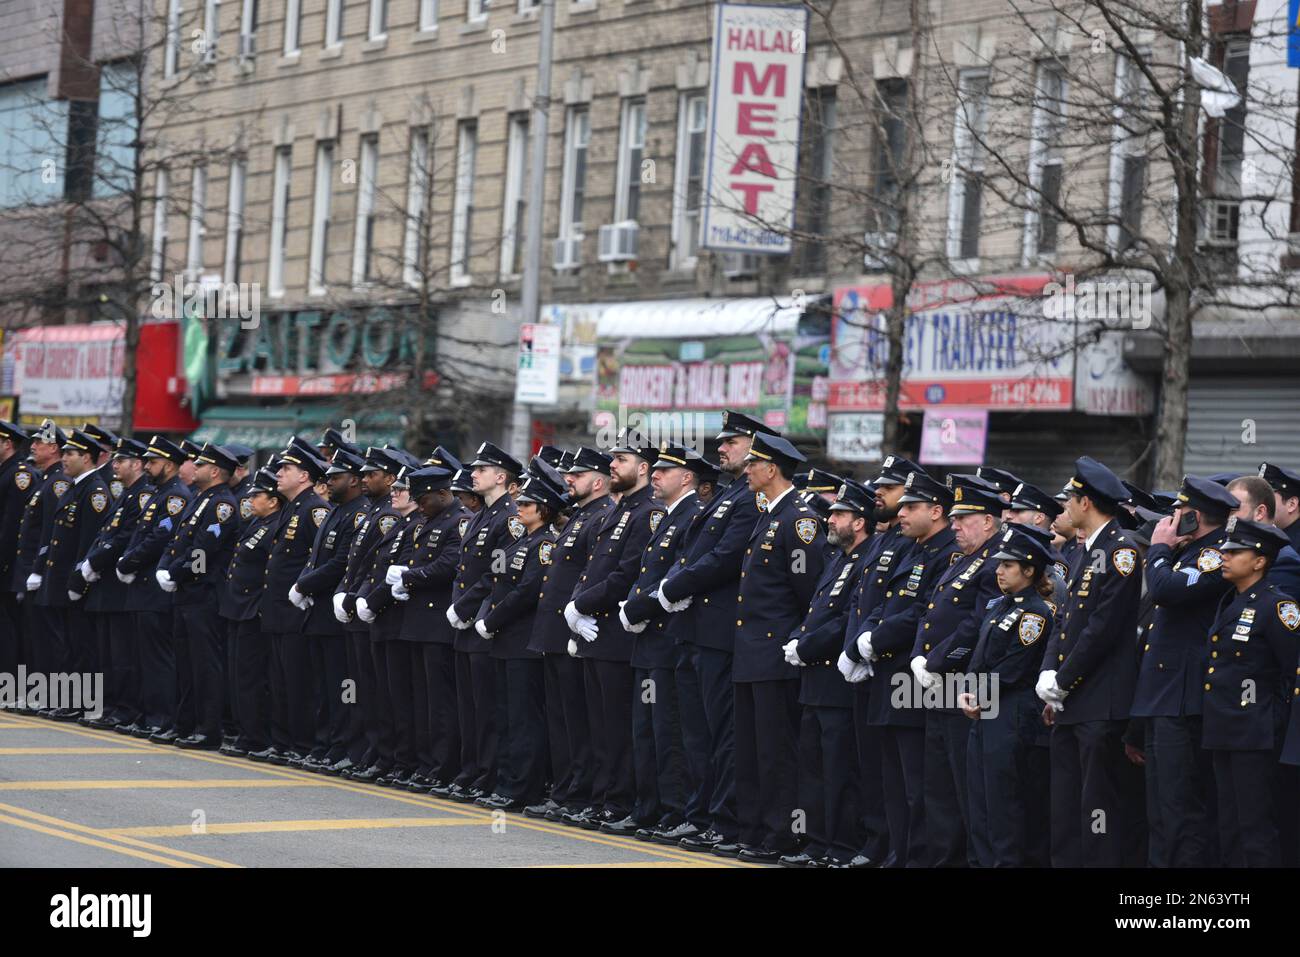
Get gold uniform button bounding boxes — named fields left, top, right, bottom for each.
left=1205, top=683, right=1212, bottom=691
left=1211, top=651, right=1217, bottom=658
left=736, top=619, right=743, bottom=627
left=1058, top=654, right=1064, bottom=662
left=1207, top=667, right=1215, bottom=674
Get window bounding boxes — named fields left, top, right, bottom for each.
left=468, top=0, right=489, bottom=22
left=794, top=88, right=836, bottom=276
left=615, top=98, right=646, bottom=222
left=1025, top=60, right=1068, bottom=259
left=451, top=121, right=477, bottom=283
left=403, top=127, right=430, bottom=287
left=268, top=146, right=291, bottom=297
left=501, top=113, right=529, bottom=276
left=224, top=159, right=246, bottom=282
left=352, top=134, right=379, bottom=285
left=1204, top=36, right=1249, bottom=249
left=1109, top=53, right=1149, bottom=254
left=309, top=141, right=334, bottom=293
left=558, top=106, right=589, bottom=240
left=0, top=80, right=67, bottom=207
left=150, top=167, right=169, bottom=282
left=186, top=165, right=207, bottom=279
left=670, top=93, right=706, bottom=270
left=284, top=0, right=301, bottom=54
left=239, top=0, right=258, bottom=57
left=164, top=0, right=182, bottom=77
left=325, top=0, right=343, bottom=46
left=946, top=70, right=990, bottom=266
left=868, top=78, right=908, bottom=236
left=202, top=0, right=221, bottom=63
left=64, top=100, right=97, bottom=202
left=94, top=62, right=138, bottom=199
left=518, top=0, right=537, bottom=11
left=369, top=0, right=388, bottom=40
left=419, top=0, right=437, bottom=30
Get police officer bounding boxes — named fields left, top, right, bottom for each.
left=846, top=469, right=957, bottom=867
left=116, top=436, right=193, bottom=738
left=1006, top=480, right=1070, bottom=607
left=909, top=476, right=1005, bottom=867
left=963, top=524, right=1057, bottom=867
left=220, top=467, right=282, bottom=757
left=1130, top=474, right=1237, bottom=867
left=254, top=440, right=329, bottom=765
left=730, top=432, right=825, bottom=863
left=226, top=445, right=257, bottom=528
left=156, top=443, right=239, bottom=749
left=72, top=438, right=153, bottom=729
left=1258, top=462, right=1300, bottom=552
left=1202, top=518, right=1297, bottom=867
left=0, top=421, right=29, bottom=692
left=657, top=411, right=775, bottom=852
left=780, top=478, right=875, bottom=867
left=391, top=462, right=469, bottom=793
left=445, top=442, right=523, bottom=803
left=1036, top=456, right=1142, bottom=868
left=475, top=468, right=564, bottom=811
left=82, top=424, right=121, bottom=501
left=527, top=446, right=613, bottom=822
left=21, top=422, right=69, bottom=699
left=619, top=444, right=707, bottom=840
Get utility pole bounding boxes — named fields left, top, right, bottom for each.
left=509, top=0, right=556, bottom=461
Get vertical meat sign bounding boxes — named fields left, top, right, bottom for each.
left=700, top=3, right=809, bottom=255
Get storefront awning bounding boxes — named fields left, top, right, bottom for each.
left=190, top=404, right=406, bottom=450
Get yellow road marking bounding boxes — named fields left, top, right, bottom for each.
left=0, top=812, right=196, bottom=867
left=0, top=779, right=323, bottom=791
left=531, top=861, right=720, bottom=868
left=106, top=817, right=482, bottom=837
left=0, top=746, right=153, bottom=755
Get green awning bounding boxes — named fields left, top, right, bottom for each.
left=190, top=404, right=406, bottom=450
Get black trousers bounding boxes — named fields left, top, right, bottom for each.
left=169, top=605, right=195, bottom=736
left=368, top=639, right=397, bottom=769
left=1049, top=718, right=1130, bottom=867
left=346, top=632, right=377, bottom=765
left=308, top=634, right=351, bottom=761
left=230, top=619, right=270, bottom=752
left=453, top=649, right=498, bottom=792
left=543, top=652, right=590, bottom=808
left=879, top=723, right=926, bottom=868
left=496, top=657, right=548, bottom=803
left=582, top=657, right=634, bottom=817
left=967, top=687, right=1042, bottom=868
left=674, top=643, right=712, bottom=830
left=734, top=678, right=801, bottom=852
left=40, top=603, right=70, bottom=677
left=269, top=632, right=313, bottom=754
left=135, top=610, right=175, bottom=729
left=684, top=644, right=738, bottom=839
left=421, top=643, right=460, bottom=782
left=1143, top=715, right=1216, bottom=867
left=0, top=592, right=19, bottom=688
left=923, top=710, right=972, bottom=867
left=106, top=611, right=139, bottom=723
left=851, top=683, right=890, bottom=862
left=632, top=664, right=689, bottom=826
left=177, top=595, right=225, bottom=740
left=385, top=639, right=424, bottom=773
left=93, top=609, right=112, bottom=712
left=1212, top=749, right=1281, bottom=867
left=798, top=704, right=862, bottom=863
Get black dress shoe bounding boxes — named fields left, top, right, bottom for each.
left=218, top=744, right=248, bottom=757
left=710, top=841, right=743, bottom=859
left=113, top=722, right=140, bottom=736
left=323, top=757, right=354, bottom=777
left=350, top=764, right=387, bottom=783
left=680, top=828, right=725, bottom=852
left=599, top=815, right=641, bottom=836
left=176, top=734, right=221, bottom=751
left=652, top=822, right=700, bottom=846
left=447, top=785, right=484, bottom=803
left=778, top=851, right=816, bottom=868
left=738, top=846, right=782, bottom=864
left=267, top=750, right=302, bottom=767
left=428, top=781, right=454, bottom=797
left=51, top=708, right=83, bottom=722
left=559, top=805, right=595, bottom=826
left=83, top=715, right=120, bottom=730
left=131, top=724, right=161, bottom=739
left=480, top=794, right=528, bottom=812
left=474, top=792, right=507, bottom=808
left=524, top=799, right=559, bottom=819
left=247, top=747, right=277, bottom=763
left=579, top=809, right=619, bottom=832
left=544, top=805, right=571, bottom=823
left=829, top=854, right=876, bottom=868
left=149, top=728, right=179, bottom=744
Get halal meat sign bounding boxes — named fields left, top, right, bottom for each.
left=700, top=3, right=809, bottom=256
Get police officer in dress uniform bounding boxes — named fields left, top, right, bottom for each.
left=156, top=443, right=239, bottom=750
left=1201, top=518, right=1298, bottom=867
left=780, top=479, right=875, bottom=867
left=293, top=448, right=370, bottom=771
left=23, top=423, right=70, bottom=703
left=1258, top=462, right=1300, bottom=553
left=618, top=444, right=708, bottom=840
left=656, top=411, right=775, bottom=852
left=526, top=446, right=612, bottom=822
left=220, top=468, right=282, bottom=756
left=565, top=430, right=662, bottom=833
left=390, top=462, right=468, bottom=793
left=1036, top=456, right=1142, bottom=868
left=1130, top=475, right=1237, bottom=867
left=474, top=469, right=563, bottom=811
left=908, top=476, right=1005, bottom=867
left=730, top=432, right=826, bottom=863
left=255, top=440, right=329, bottom=765
left=444, top=442, right=523, bottom=803
left=963, top=524, right=1056, bottom=867
left=116, top=436, right=192, bottom=737
left=1006, top=480, right=1070, bottom=609
left=0, top=421, right=30, bottom=694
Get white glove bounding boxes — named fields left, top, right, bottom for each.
left=567, top=638, right=578, bottom=657
left=576, top=615, right=599, bottom=642
left=391, top=581, right=410, bottom=601
left=25, top=574, right=41, bottom=592
left=656, top=584, right=693, bottom=613
left=782, top=639, right=805, bottom=667
left=385, top=565, right=408, bottom=587
left=68, top=589, right=83, bottom=602
left=847, top=662, right=873, bottom=682
left=856, top=631, right=874, bottom=661
left=356, top=597, right=376, bottom=623
left=564, top=600, right=583, bottom=633
left=332, top=593, right=351, bottom=623
left=446, top=605, right=472, bottom=630
left=618, top=602, right=646, bottom=634
left=155, top=569, right=176, bottom=593
left=288, top=583, right=307, bottom=609
left=1036, top=670, right=1066, bottom=703
left=911, top=655, right=938, bottom=689
left=837, top=651, right=855, bottom=679
left=474, top=619, right=493, bottom=640
left=79, top=559, right=99, bottom=583
left=116, top=568, right=136, bottom=584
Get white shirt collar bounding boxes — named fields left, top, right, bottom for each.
left=665, top=488, right=696, bottom=515
left=764, top=485, right=796, bottom=513
left=1084, top=520, right=1110, bottom=552
left=72, top=469, right=94, bottom=486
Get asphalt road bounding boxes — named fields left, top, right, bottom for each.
left=0, top=712, right=752, bottom=868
